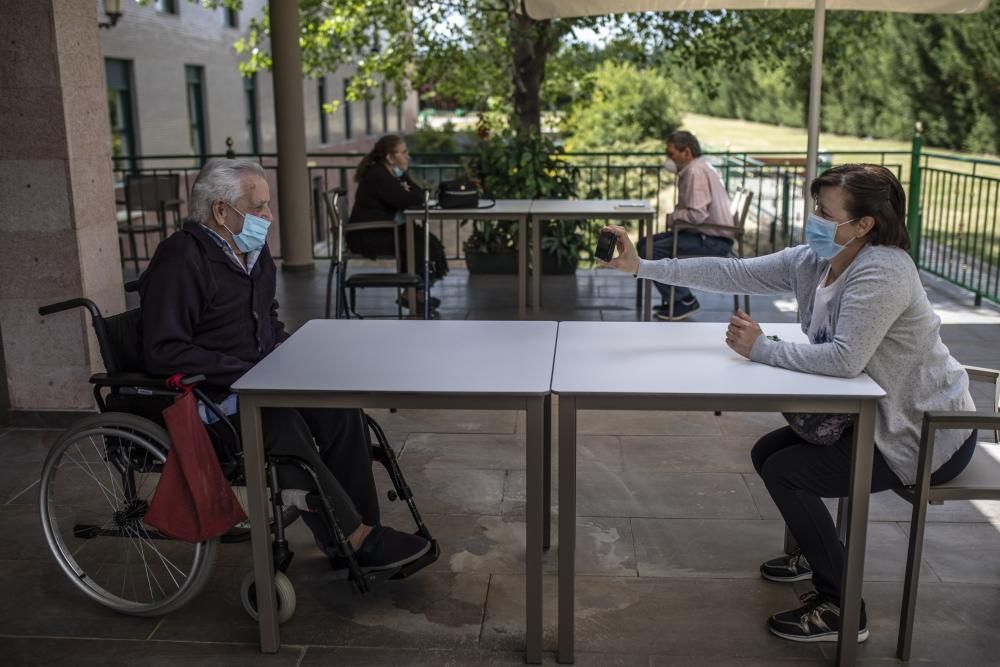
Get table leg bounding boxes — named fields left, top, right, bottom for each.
left=532, top=215, right=541, bottom=314
left=643, top=217, right=653, bottom=321
left=543, top=393, right=552, bottom=550
left=525, top=396, right=544, bottom=664
left=557, top=395, right=577, bottom=664
left=518, top=216, right=528, bottom=318
left=836, top=400, right=876, bottom=666
left=634, top=218, right=643, bottom=313
left=239, top=398, right=279, bottom=653
left=406, top=215, right=417, bottom=320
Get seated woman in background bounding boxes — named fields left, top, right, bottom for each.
left=601, top=164, right=976, bottom=645
left=348, top=134, right=449, bottom=315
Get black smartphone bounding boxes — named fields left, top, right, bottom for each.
left=595, top=230, right=617, bottom=262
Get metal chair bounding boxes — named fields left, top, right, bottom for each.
left=118, top=173, right=182, bottom=274
left=322, top=188, right=425, bottom=319
left=665, top=186, right=754, bottom=319
left=894, top=364, right=1000, bottom=660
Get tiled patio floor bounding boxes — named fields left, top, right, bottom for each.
left=3, top=264, right=999, bottom=665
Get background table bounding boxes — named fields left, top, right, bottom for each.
left=551, top=321, right=886, bottom=665
left=233, top=319, right=558, bottom=663
left=528, top=200, right=655, bottom=319
left=406, top=201, right=533, bottom=317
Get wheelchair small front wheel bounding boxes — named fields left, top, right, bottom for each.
left=240, top=570, right=296, bottom=625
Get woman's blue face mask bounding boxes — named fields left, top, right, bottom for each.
left=223, top=202, right=271, bottom=253
left=805, top=212, right=858, bottom=260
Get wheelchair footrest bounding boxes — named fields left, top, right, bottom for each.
left=389, top=539, right=440, bottom=580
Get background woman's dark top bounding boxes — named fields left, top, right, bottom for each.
left=347, top=165, right=448, bottom=281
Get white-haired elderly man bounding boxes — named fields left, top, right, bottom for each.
left=139, top=158, right=430, bottom=573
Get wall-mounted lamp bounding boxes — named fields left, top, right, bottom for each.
left=99, top=0, right=123, bottom=29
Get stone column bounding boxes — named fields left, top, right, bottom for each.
left=270, top=0, right=314, bottom=272
left=0, top=0, right=125, bottom=421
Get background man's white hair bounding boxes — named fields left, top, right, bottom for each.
left=189, top=158, right=267, bottom=224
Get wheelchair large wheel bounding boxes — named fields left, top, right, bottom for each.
left=39, top=412, right=218, bottom=617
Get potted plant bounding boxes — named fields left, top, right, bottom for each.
left=463, top=125, right=583, bottom=274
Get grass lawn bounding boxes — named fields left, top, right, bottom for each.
left=681, top=113, right=1000, bottom=179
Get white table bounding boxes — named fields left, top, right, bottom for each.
left=551, top=322, right=886, bottom=665
left=528, top=200, right=656, bottom=320
left=232, top=319, right=558, bottom=664
left=406, top=200, right=533, bottom=317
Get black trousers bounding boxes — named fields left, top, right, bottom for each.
left=638, top=230, right=733, bottom=304
left=751, top=426, right=977, bottom=605
left=346, top=224, right=449, bottom=282
left=213, top=407, right=380, bottom=548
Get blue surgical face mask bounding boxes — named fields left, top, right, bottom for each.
left=223, top=202, right=271, bottom=253
left=392, top=165, right=404, bottom=178
left=805, top=212, right=857, bottom=260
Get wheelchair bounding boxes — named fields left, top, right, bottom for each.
left=36, top=288, right=438, bottom=624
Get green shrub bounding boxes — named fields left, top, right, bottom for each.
left=562, top=62, right=685, bottom=152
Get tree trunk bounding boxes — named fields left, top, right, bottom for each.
left=510, top=12, right=552, bottom=137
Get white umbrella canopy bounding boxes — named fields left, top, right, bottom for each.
left=523, top=0, right=990, bottom=214
left=524, top=1, right=988, bottom=17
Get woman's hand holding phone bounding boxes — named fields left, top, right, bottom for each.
left=596, top=225, right=640, bottom=275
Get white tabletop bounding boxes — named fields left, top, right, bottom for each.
left=233, top=319, right=558, bottom=396
left=552, top=322, right=885, bottom=399
left=406, top=199, right=533, bottom=217
left=529, top=199, right=654, bottom=217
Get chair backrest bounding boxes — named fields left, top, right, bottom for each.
left=736, top=189, right=754, bottom=232
left=729, top=188, right=745, bottom=220
left=323, top=187, right=402, bottom=267
left=322, top=188, right=347, bottom=259
left=124, top=173, right=180, bottom=213
left=99, top=309, right=146, bottom=375
left=967, top=365, right=1000, bottom=443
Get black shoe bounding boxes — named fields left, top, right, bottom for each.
left=354, top=526, right=431, bottom=573
left=397, top=294, right=441, bottom=309
left=654, top=297, right=701, bottom=321
left=760, top=548, right=813, bottom=582
left=768, top=592, right=869, bottom=643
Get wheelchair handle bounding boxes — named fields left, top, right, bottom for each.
left=39, top=298, right=101, bottom=319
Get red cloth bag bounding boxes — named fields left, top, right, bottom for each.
left=145, top=391, right=247, bottom=543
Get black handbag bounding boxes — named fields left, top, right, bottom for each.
left=436, top=177, right=480, bottom=209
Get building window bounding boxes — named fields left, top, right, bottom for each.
left=364, top=96, right=373, bottom=136
left=225, top=7, right=238, bottom=28
left=185, top=65, right=207, bottom=162
left=244, top=73, right=260, bottom=154
left=381, top=82, right=389, bottom=133
left=343, top=78, right=352, bottom=140
left=105, top=59, right=137, bottom=171
left=317, top=78, right=328, bottom=144
left=155, top=0, right=177, bottom=14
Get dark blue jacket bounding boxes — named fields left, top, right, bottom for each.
left=139, top=221, right=289, bottom=390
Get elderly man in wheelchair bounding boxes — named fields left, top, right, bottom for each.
left=37, top=158, right=436, bottom=623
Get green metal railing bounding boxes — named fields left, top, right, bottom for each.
left=111, top=141, right=1000, bottom=305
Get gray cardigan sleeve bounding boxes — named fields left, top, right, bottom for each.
left=750, top=256, right=914, bottom=378
left=635, top=247, right=798, bottom=295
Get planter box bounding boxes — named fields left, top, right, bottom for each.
left=465, top=251, right=578, bottom=275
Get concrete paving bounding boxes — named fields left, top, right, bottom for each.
left=3, top=262, right=999, bottom=665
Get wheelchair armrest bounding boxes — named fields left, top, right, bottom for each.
left=89, top=372, right=207, bottom=389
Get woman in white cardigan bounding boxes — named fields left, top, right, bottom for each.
left=602, top=164, right=976, bottom=644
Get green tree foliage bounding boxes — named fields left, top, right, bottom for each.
left=673, top=6, right=999, bottom=153
left=562, top=62, right=684, bottom=152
